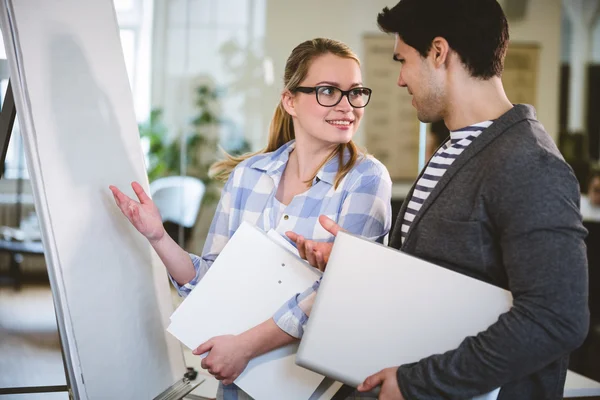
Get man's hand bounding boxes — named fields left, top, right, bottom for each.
left=357, top=367, right=405, bottom=400
left=286, top=215, right=342, bottom=271
left=193, top=335, right=252, bottom=385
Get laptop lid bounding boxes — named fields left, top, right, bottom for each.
left=296, top=231, right=512, bottom=392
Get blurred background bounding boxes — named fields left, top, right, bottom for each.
left=0, top=0, right=599, bottom=398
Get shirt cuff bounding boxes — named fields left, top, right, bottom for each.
left=396, top=363, right=419, bottom=400
left=272, top=279, right=320, bottom=338
left=168, top=253, right=204, bottom=297
left=272, top=294, right=309, bottom=338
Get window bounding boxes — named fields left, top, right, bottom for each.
left=0, top=0, right=152, bottom=180
left=0, top=59, right=26, bottom=180
left=114, top=0, right=135, bottom=11
left=120, top=28, right=137, bottom=90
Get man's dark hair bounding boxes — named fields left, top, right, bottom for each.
left=377, top=0, right=509, bottom=79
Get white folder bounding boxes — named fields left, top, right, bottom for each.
left=167, top=221, right=326, bottom=400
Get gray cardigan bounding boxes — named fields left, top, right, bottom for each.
left=389, top=105, right=589, bottom=400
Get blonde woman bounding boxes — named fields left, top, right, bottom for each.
left=110, top=38, right=391, bottom=399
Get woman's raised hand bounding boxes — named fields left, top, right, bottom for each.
left=109, top=182, right=165, bottom=243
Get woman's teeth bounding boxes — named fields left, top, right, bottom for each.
left=327, top=120, right=351, bottom=126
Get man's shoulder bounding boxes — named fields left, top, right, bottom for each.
left=480, top=119, right=580, bottom=202
left=485, top=118, right=564, bottom=170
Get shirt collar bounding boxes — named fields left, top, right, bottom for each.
left=248, top=140, right=352, bottom=186
left=247, top=140, right=294, bottom=178
left=449, top=120, right=494, bottom=142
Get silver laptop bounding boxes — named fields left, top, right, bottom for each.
left=295, top=231, right=510, bottom=399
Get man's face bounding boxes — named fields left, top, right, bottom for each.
left=393, top=35, right=445, bottom=123
left=589, top=176, right=600, bottom=206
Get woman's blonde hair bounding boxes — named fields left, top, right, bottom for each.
left=209, top=38, right=362, bottom=189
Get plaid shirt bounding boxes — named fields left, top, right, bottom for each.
left=170, top=140, right=391, bottom=399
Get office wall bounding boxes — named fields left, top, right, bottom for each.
left=562, top=5, right=600, bottom=63
left=150, top=0, right=269, bottom=150
left=594, top=22, right=600, bottom=62
left=498, top=0, right=562, bottom=140
left=150, top=0, right=565, bottom=252
left=152, top=0, right=563, bottom=153
left=261, top=0, right=397, bottom=147
left=150, top=0, right=396, bottom=152
left=261, top=0, right=564, bottom=142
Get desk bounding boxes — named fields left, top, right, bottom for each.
left=0, top=239, right=44, bottom=289
left=565, top=370, right=600, bottom=398
left=569, top=220, right=600, bottom=381
left=581, top=196, right=600, bottom=223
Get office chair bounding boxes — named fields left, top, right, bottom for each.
left=149, top=176, right=205, bottom=248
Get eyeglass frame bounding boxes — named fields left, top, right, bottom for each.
left=292, top=85, right=372, bottom=108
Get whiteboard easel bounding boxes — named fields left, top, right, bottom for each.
left=0, top=0, right=195, bottom=398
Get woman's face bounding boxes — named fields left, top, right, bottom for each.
left=284, top=53, right=366, bottom=147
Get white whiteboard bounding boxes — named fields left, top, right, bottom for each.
left=0, top=0, right=185, bottom=398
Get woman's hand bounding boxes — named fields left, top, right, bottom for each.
left=109, top=182, right=165, bottom=243
left=286, top=215, right=343, bottom=271
left=194, top=335, right=253, bottom=385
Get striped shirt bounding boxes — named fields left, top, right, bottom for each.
left=169, top=140, right=392, bottom=400
left=401, top=121, right=494, bottom=244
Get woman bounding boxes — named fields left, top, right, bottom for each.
left=109, top=38, right=391, bottom=399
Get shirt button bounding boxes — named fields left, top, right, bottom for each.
left=283, top=215, right=289, bottom=220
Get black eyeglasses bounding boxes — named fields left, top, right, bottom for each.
left=293, top=85, right=372, bottom=108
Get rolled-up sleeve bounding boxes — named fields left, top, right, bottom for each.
left=273, top=162, right=392, bottom=338
left=168, top=175, right=235, bottom=297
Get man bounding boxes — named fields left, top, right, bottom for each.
left=287, top=0, right=589, bottom=399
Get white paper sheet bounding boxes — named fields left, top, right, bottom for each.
left=167, top=222, right=326, bottom=400
left=267, top=229, right=301, bottom=256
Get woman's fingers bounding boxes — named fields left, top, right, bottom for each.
left=304, top=241, right=319, bottom=268
left=131, top=181, right=152, bottom=204
left=296, top=236, right=307, bottom=259
left=109, top=185, right=138, bottom=214
left=315, top=250, right=325, bottom=271
left=129, top=203, right=143, bottom=227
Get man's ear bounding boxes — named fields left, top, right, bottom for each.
left=281, top=90, right=297, bottom=117
left=430, top=37, right=450, bottom=68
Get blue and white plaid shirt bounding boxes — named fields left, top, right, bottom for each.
left=170, top=140, right=392, bottom=399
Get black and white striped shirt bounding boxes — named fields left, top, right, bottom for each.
left=400, top=121, right=494, bottom=244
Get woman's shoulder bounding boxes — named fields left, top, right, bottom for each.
left=350, top=153, right=391, bottom=181
left=224, top=149, right=284, bottom=188
left=233, top=152, right=268, bottom=171
left=335, top=153, right=392, bottom=195
left=233, top=142, right=292, bottom=174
